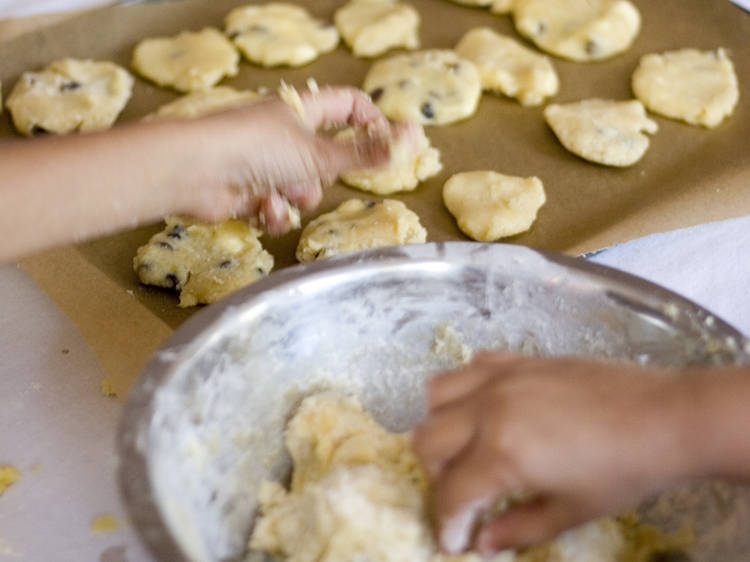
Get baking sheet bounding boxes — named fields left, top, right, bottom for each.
left=1, top=0, right=748, bottom=390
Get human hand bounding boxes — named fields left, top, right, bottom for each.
left=413, top=352, right=694, bottom=557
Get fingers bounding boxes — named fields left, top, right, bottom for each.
left=282, top=181, right=322, bottom=213
left=315, top=134, right=391, bottom=183
left=300, top=86, right=389, bottom=132
left=413, top=402, right=477, bottom=480
left=259, top=192, right=296, bottom=235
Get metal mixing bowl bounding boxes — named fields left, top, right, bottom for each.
left=118, top=243, right=750, bottom=562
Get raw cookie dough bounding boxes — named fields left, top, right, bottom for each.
left=133, top=216, right=273, bottom=307
left=334, top=0, right=420, bottom=58
left=0, top=466, right=20, bottom=496
left=501, top=0, right=641, bottom=62
left=544, top=99, right=658, bottom=167
left=443, top=171, right=545, bottom=241
left=5, top=59, right=133, bottom=136
left=632, top=48, right=739, bottom=128
left=132, top=28, right=239, bottom=92
left=455, top=27, right=558, bottom=106
left=146, top=86, right=264, bottom=120
left=225, top=3, right=339, bottom=67
left=337, top=124, right=442, bottom=194
left=295, top=199, right=427, bottom=262
left=362, top=49, right=481, bottom=125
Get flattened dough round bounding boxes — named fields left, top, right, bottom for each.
left=334, top=0, right=420, bottom=58
left=509, top=0, right=641, bottom=62
left=225, top=3, right=339, bottom=67
left=337, top=124, right=442, bottom=194
left=147, top=86, right=264, bottom=120
left=133, top=216, right=273, bottom=307
left=632, top=48, right=739, bottom=128
left=443, top=171, right=545, bottom=241
left=296, top=199, right=427, bottom=262
left=132, top=28, right=239, bottom=92
left=544, top=99, right=658, bottom=167
left=455, top=27, right=558, bottom=106
left=363, top=49, right=481, bottom=125
left=6, top=58, right=133, bottom=136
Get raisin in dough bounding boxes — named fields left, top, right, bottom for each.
left=146, top=86, right=264, bottom=120
left=498, top=0, right=641, bottom=62
left=334, top=0, right=420, bottom=58
left=362, top=49, right=481, bottom=125
left=225, top=3, right=339, bottom=67
left=443, top=171, right=545, bottom=241
left=337, top=124, right=442, bottom=194
left=133, top=217, right=273, bottom=307
left=455, top=27, right=558, bottom=106
left=132, top=28, right=239, bottom=93
left=296, top=199, right=427, bottom=262
left=5, top=59, right=133, bottom=136
left=632, top=48, right=739, bottom=129
left=544, top=99, right=658, bottom=167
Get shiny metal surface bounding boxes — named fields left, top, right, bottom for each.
left=118, top=243, right=750, bottom=562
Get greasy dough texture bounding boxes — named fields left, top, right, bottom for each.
left=133, top=216, right=273, bottom=307
left=225, top=3, right=339, bottom=67
left=632, top=48, right=739, bottom=129
left=334, top=0, right=420, bottom=58
left=362, top=49, right=481, bottom=125
left=337, top=124, right=442, bottom=194
left=544, top=99, right=658, bottom=167
left=295, top=199, right=427, bottom=262
left=501, top=0, right=641, bottom=62
left=131, top=28, right=239, bottom=92
left=146, top=86, right=264, bottom=120
left=443, top=171, right=545, bottom=241
left=6, top=58, right=133, bottom=136
left=455, top=27, right=558, bottom=106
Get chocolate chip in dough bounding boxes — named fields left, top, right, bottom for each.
left=369, top=87, right=384, bottom=102
left=157, top=241, right=174, bottom=251
left=30, top=125, right=50, bottom=136
left=168, top=224, right=187, bottom=240
left=219, top=260, right=234, bottom=269
left=60, top=81, right=81, bottom=92
left=585, top=39, right=599, bottom=56
left=420, top=102, right=435, bottom=120
left=165, top=273, right=181, bottom=289
left=365, top=201, right=377, bottom=208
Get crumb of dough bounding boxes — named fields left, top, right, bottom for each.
left=0, top=466, right=20, bottom=496
left=90, top=514, right=121, bottom=535
left=100, top=380, right=118, bottom=398
left=334, top=0, right=420, bottom=58
left=432, top=324, right=473, bottom=366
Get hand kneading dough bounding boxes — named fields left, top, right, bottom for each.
left=501, top=0, right=641, bottom=62
left=6, top=59, right=133, bottom=136
left=337, top=124, right=442, bottom=194
left=544, top=99, right=658, bottom=167
left=455, top=27, right=558, bottom=106
left=443, top=171, right=545, bottom=241
left=132, top=28, right=239, bottom=92
left=632, top=48, right=739, bottom=129
left=295, top=199, right=427, bottom=262
left=362, top=49, right=481, bottom=125
left=250, top=392, right=629, bottom=562
left=334, top=0, right=420, bottom=58
left=133, top=217, right=273, bottom=307
left=225, top=3, right=339, bottom=67
left=146, top=86, right=264, bottom=120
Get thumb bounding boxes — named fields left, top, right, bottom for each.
left=316, top=132, right=391, bottom=182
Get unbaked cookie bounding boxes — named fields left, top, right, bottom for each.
left=5, top=59, right=133, bottom=136
left=132, top=28, right=239, bottom=92
left=146, top=86, right=264, bottom=120
left=443, top=171, right=545, bottom=241
left=632, top=48, right=739, bottom=128
left=334, top=0, right=420, bottom=58
left=225, top=3, right=339, bottom=67
left=505, top=0, right=641, bottom=62
left=544, top=99, right=658, bottom=167
left=295, top=199, right=427, bottom=262
left=455, top=27, right=558, bottom=106
left=337, top=124, right=442, bottom=194
left=362, top=49, right=481, bottom=125
left=133, top=216, right=273, bottom=307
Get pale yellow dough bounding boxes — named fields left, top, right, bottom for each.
left=443, top=171, right=545, bottom=241
left=500, top=0, right=641, bottom=62
left=225, top=3, right=339, bottom=67
left=0, top=466, right=21, bottom=496
left=133, top=217, right=273, bottom=307
left=132, top=28, right=239, bottom=92
left=6, top=59, right=133, bottom=136
left=334, top=0, right=420, bottom=58
left=146, top=86, right=264, bottom=120
left=295, top=199, right=427, bottom=262
left=544, top=99, right=658, bottom=167
left=632, top=48, right=739, bottom=128
left=337, top=124, right=442, bottom=194
left=363, top=49, right=481, bottom=125
left=455, top=27, right=558, bottom=106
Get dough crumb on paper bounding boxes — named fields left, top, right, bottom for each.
left=0, top=466, right=21, bottom=496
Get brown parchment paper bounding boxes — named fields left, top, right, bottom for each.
left=1, top=0, right=749, bottom=393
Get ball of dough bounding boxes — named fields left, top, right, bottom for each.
left=443, top=171, right=545, bottom=241
left=334, top=0, right=420, bottom=58
left=146, top=86, right=264, bottom=120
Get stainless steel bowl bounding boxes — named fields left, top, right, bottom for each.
left=118, top=243, right=750, bottom=562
